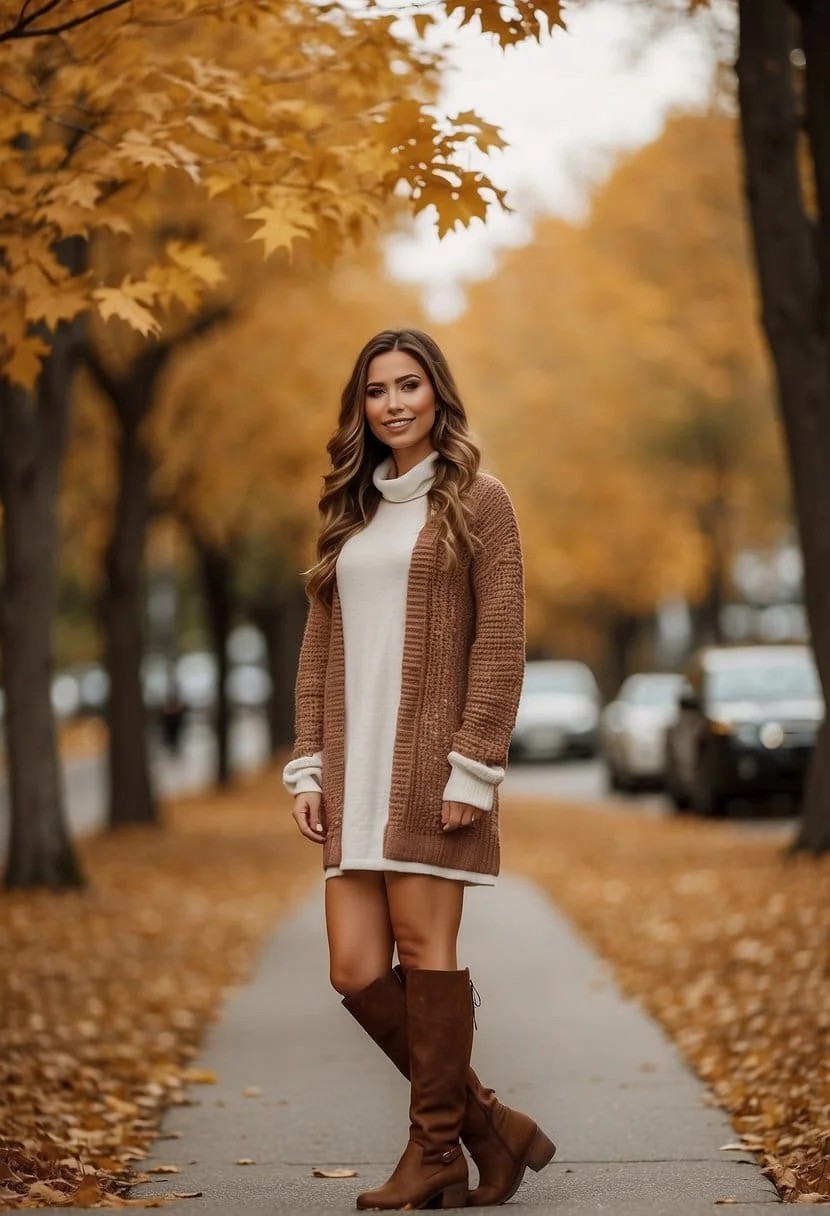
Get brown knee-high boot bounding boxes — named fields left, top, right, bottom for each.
left=355, top=969, right=473, bottom=1211
left=344, top=968, right=556, bottom=1208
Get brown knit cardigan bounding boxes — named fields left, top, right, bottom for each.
left=291, top=471, right=525, bottom=877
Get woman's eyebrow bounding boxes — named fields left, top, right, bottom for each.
left=366, top=374, right=421, bottom=388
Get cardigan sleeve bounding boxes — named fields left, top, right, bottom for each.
left=442, top=750, right=504, bottom=811
left=448, top=476, right=526, bottom=776
left=291, top=590, right=331, bottom=763
left=283, top=751, right=323, bottom=796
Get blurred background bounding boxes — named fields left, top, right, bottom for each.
left=1, top=0, right=826, bottom=876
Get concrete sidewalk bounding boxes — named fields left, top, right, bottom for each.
left=53, top=873, right=780, bottom=1213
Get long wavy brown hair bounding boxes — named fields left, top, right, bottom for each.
left=305, top=329, right=481, bottom=605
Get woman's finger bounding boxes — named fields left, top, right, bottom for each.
left=293, top=800, right=325, bottom=843
left=442, top=802, right=464, bottom=832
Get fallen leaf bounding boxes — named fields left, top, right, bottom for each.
left=0, top=771, right=316, bottom=1206
left=312, top=1167, right=359, bottom=1178
left=505, top=797, right=830, bottom=1205
left=183, top=1068, right=218, bottom=1085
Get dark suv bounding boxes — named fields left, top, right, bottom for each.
left=665, top=644, right=823, bottom=816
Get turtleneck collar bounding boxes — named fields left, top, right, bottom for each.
left=373, top=449, right=440, bottom=503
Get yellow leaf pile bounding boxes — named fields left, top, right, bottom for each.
left=503, top=798, right=830, bottom=1204
left=0, top=769, right=318, bottom=1208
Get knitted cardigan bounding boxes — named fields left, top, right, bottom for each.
left=291, top=471, right=525, bottom=877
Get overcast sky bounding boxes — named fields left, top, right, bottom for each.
left=387, top=3, right=717, bottom=319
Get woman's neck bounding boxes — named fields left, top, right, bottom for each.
left=390, top=441, right=436, bottom=478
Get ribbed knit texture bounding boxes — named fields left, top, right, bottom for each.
left=290, top=472, right=525, bottom=877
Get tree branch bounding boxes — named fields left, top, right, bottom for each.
left=0, top=0, right=131, bottom=43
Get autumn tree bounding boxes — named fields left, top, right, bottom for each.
left=446, top=109, right=785, bottom=690
left=587, top=110, right=786, bottom=647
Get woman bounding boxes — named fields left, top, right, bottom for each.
left=283, top=329, right=555, bottom=1211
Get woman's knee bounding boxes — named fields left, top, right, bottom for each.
left=329, top=960, right=389, bottom=998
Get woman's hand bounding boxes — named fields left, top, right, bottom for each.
left=441, top=800, right=480, bottom=832
left=293, top=791, right=326, bottom=843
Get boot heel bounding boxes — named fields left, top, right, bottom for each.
left=437, top=1179, right=468, bottom=1208
left=525, top=1127, right=557, bottom=1172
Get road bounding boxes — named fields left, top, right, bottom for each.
left=0, top=712, right=271, bottom=860
left=503, top=755, right=795, bottom=835
left=0, top=717, right=793, bottom=861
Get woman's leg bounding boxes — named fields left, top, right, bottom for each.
left=325, top=871, right=395, bottom=997
left=376, top=872, right=554, bottom=1208
left=354, top=873, right=472, bottom=1210
left=383, top=872, right=464, bottom=970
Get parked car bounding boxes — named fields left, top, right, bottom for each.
left=510, top=660, right=601, bottom=761
left=600, top=672, right=685, bottom=792
left=664, top=644, right=823, bottom=816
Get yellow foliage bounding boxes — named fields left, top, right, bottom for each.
left=445, top=110, right=786, bottom=658
left=0, top=0, right=520, bottom=389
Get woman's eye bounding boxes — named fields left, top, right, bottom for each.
left=367, top=387, right=384, bottom=398
left=402, top=380, right=419, bottom=391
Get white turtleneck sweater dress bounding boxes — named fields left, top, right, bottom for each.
left=283, top=450, right=504, bottom=886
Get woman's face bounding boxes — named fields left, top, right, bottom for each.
left=364, top=350, right=437, bottom=470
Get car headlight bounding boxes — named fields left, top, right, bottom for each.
left=759, top=721, right=785, bottom=750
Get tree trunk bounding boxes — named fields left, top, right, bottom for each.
left=253, top=580, right=307, bottom=756
left=602, top=608, right=641, bottom=698
left=88, top=308, right=230, bottom=826
left=197, top=540, right=233, bottom=787
left=101, top=398, right=157, bottom=827
left=0, top=334, right=85, bottom=888
left=737, top=0, right=830, bottom=852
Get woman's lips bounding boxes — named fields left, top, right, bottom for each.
left=384, top=418, right=415, bottom=431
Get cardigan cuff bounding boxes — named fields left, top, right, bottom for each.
left=283, top=752, right=323, bottom=796
left=442, top=751, right=505, bottom=812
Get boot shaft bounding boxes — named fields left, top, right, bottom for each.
left=405, top=968, right=474, bottom=1161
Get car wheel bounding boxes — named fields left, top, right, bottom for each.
left=691, top=747, right=729, bottom=817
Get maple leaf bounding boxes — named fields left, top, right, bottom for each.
left=166, top=241, right=225, bottom=289
left=92, top=287, right=161, bottom=337
left=62, top=177, right=103, bottom=210
left=446, top=0, right=565, bottom=42
left=451, top=112, right=508, bottom=153
left=116, top=131, right=178, bottom=170
left=3, top=331, right=50, bottom=390
left=25, top=286, right=90, bottom=331
left=246, top=199, right=312, bottom=256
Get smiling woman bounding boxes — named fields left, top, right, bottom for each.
left=279, top=328, right=557, bottom=1210
left=363, top=350, right=438, bottom=474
